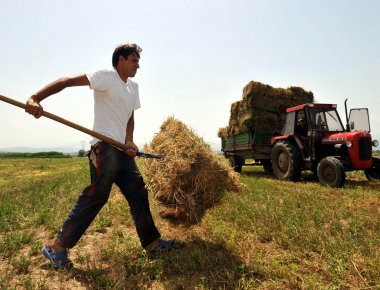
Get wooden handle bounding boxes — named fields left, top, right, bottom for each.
left=0, top=94, right=128, bottom=151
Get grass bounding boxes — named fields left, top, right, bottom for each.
left=0, top=156, right=379, bottom=289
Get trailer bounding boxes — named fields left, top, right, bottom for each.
left=221, top=113, right=282, bottom=173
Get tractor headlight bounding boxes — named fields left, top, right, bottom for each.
left=345, top=141, right=352, bottom=148
left=372, top=139, right=379, bottom=147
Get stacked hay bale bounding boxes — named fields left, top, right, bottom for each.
left=143, top=117, right=242, bottom=223
left=218, top=81, right=314, bottom=138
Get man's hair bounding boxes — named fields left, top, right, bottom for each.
left=112, top=43, right=142, bottom=68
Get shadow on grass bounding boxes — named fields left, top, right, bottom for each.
left=240, top=169, right=272, bottom=178
left=40, top=262, right=112, bottom=288
left=40, top=238, right=262, bottom=289
left=147, top=238, right=263, bottom=289
left=344, top=179, right=380, bottom=189
left=241, top=168, right=380, bottom=189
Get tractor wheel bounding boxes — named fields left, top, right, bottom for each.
left=261, top=160, right=273, bottom=173
left=317, top=157, right=346, bottom=188
left=271, top=141, right=301, bottom=181
left=364, top=157, right=380, bottom=182
left=364, top=168, right=380, bottom=182
left=229, top=155, right=243, bottom=173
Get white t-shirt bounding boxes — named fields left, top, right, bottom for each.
left=86, top=69, right=141, bottom=147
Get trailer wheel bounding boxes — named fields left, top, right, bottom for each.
left=271, top=141, right=301, bottom=181
left=229, top=155, right=243, bottom=173
left=317, top=157, right=345, bottom=188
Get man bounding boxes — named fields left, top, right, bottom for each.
left=25, top=43, right=176, bottom=270
left=295, top=117, right=309, bottom=158
left=296, top=117, right=307, bottom=139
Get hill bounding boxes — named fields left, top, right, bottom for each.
left=0, top=146, right=80, bottom=154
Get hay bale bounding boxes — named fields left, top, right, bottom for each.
left=217, top=127, right=228, bottom=138
left=221, top=81, right=314, bottom=137
left=143, top=117, right=242, bottom=223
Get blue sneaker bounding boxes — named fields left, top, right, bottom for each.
left=42, top=246, right=73, bottom=270
left=149, top=239, right=178, bottom=256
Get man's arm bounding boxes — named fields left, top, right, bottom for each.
left=125, top=112, right=138, bottom=157
left=25, top=74, right=90, bottom=118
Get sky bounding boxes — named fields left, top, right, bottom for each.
left=1, top=0, right=380, bottom=152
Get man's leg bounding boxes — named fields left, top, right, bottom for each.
left=54, top=142, right=119, bottom=249
left=115, top=156, right=161, bottom=248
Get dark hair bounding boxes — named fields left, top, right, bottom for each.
left=112, top=43, right=142, bottom=68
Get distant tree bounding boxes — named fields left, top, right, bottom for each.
left=78, top=149, right=86, bottom=157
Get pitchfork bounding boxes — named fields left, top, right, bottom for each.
left=0, top=95, right=162, bottom=159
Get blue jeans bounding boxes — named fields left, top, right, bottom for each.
left=56, top=142, right=161, bottom=248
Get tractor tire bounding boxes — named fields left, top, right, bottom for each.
left=364, top=157, right=380, bottom=182
left=317, top=157, right=346, bottom=188
left=271, top=141, right=301, bottom=181
left=364, top=168, right=380, bottom=182
left=229, top=155, right=243, bottom=173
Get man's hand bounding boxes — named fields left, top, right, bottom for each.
left=25, top=96, right=43, bottom=118
left=125, top=141, right=138, bottom=157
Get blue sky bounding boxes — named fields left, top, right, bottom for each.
left=1, top=0, right=379, bottom=151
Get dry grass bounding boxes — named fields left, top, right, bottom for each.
left=143, top=117, right=242, bottom=223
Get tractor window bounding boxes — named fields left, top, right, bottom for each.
left=313, top=111, right=326, bottom=128
left=283, top=111, right=295, bottom=135
left=349, top=108, right=370, bottom=132
left=325, top=111, right=344, bottom=131
left=310, top=109, right=344, bottom=132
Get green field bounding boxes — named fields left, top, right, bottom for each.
left=0, top=157, right=379, bottom=289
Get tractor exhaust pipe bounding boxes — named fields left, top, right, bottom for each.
left=0, top=94, right=162, bottom=159
left=344, top=98, right=350, bottom=132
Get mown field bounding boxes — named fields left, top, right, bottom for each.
left=0, top=156, right=379, bottom=289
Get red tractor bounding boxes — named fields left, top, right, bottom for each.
left=271, top=100, right=380, bottom=187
